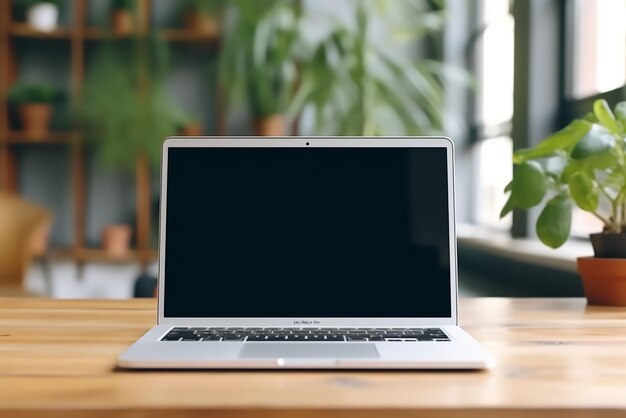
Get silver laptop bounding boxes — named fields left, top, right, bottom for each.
left=118, top=137, right=494, bottom=369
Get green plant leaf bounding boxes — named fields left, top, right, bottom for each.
left=583, top=148, right=619, bottom=170
left=500, top=195, right=515, bottom=218
left=561, top=160, right=586, bottom=183
left=500, top=161, right=547, bottom=217
left=568, top=172, right=598, bottom=212
left=513, top=120, right=591, bottom=164
left=615, top=101, right=626, bottom=125
left=593, top=99, right=621, bottom=136
left=536, top=194, right=572, bottom=249
left=570, top=124, right=615, bottom=160
left=583, top=112, right=599, bottom=123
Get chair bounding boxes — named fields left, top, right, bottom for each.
left=0, top=192, right=53, bottom=296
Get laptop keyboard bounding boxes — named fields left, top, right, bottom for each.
left=160, top=327, right=450, bottom=342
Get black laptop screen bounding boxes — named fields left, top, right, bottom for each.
left=164, top=147, right=452, bottom=318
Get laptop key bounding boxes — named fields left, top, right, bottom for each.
left=346, top=336, right=368, bottom=341
left=268, top=335, right=288, bottom=341
left=161, top=335, right=182, bottom=341
left=247, top=335, right=268, bottom=341
left=222, top=336, right=245, bottom=341
left=326, top=335, right=345, bottom=341
left=286, top=335, right=307, bottom=341
left=201, top=336, right=222, bottom=341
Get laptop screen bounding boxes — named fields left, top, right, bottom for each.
left=164, top=146, right=452, bottom=318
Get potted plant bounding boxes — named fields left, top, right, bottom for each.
left=501, top=99, right=626, bottom=306
left=81, top=34, right=179, bottom=254
left=169, top=104, right=203, bottom=136
left=102, top=225, right=132, bottom=256
left=16, top=0, right=61, bottom=32
left=290, top=1, right=447, bottom=136
left=110, top=0, right=135, bottom=36
left=8, top=83, right=57, bottom=139
left=219, top=1, right=299, bottom=136
left=81, top=34, right=179, bottom=169
left=181, top=0, right=222, bottom=36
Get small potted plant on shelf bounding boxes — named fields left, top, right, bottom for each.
left=8, top=83, right=57, bottom=140
left=501, top=99, right=626, bottom=306
left=110, top=0, right=135, bottom=36
left=16, top=0, right=61, bottom=32
left=172, top=105, right=203, bottom=136
left=102, top=224, right=132, bottom=257
left=181, top=0, right=222, bottom=36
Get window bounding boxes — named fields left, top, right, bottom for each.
left=472, top=0, right=514, bottom=229
left=473, top=136, right=512, bottom=228
left=570, top=0, right=626, bottom=98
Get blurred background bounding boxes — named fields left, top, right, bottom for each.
left=0, top=0, right=624, bottom=298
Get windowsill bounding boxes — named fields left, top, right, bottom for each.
left=457, top=224, right=593, bottom=273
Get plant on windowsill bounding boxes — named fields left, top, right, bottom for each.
left=501, top=98, right=626, bottom=306
left=15, top=0, right=62, bottom=32
left=8, top=83, right=58, bottom=140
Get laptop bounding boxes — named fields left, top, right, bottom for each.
left=118, top=137, right=495, bottom=369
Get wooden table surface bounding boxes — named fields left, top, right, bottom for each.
left=1, top=297, right=626, bottom=418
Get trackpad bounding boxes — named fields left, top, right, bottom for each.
left=240, top=343, right=380, bottom=359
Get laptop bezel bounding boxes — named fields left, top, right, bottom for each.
left=156, top=137, right=459, bottom=326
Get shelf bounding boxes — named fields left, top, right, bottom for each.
left=83, top=27, right=133, bottom=40
left=9, top=23, right=73, bottom=39
left=52, top=248, right=158, bottom=264
left=161, top=29, right=220, bottom=43
left=5, top=131, right=77, bottom=144
left=83, top=27, right=220, bottom=44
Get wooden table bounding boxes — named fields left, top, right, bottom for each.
left=1, top=298, right=626, bottom=418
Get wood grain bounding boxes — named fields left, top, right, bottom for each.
left=1, top=298, right=626, bottom=418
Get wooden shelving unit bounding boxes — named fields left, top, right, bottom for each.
left=0, top=0, right=223, bottom=266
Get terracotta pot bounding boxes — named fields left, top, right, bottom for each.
left=19, top=103, right=52, bottom=140
left=577, top=256, right=626, bottom=306
left=184, top=13, right=219, bottom=36
left=102, top=225, right=132, bottom=256
left=180, top=122, right=203, bottom=136
left=30, top=221, right=52, bottom=257
left=253, top=115, right=285, bottom=137
left=111, top=10, right=133, bottom=36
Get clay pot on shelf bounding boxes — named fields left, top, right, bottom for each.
left=184, top=13, right=219, bottom=36
left=26, top=2, right=59, bottom=32
left=111, top=10, right=133, bottom=36
left=577, top=232, right=626, bottom=307
left=19, top=103, right=52, bottom=140
left=179, top=121, right=203, bottom=136
left=253, top=115, right=285, bottom=137
left=102, top=225, right=132, bottom=256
